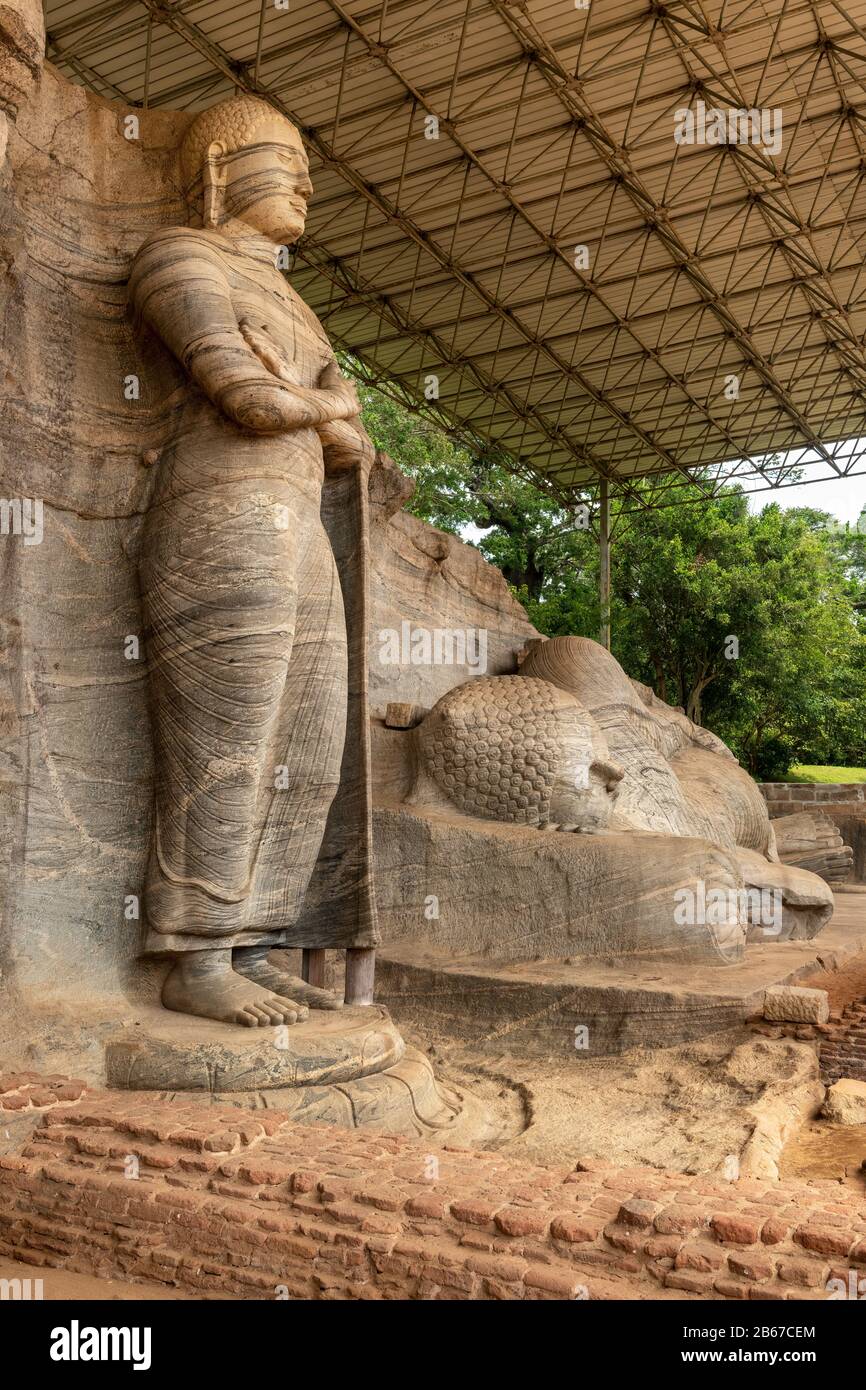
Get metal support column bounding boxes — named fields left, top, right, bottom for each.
left=599, top=477, right=611, bottom=651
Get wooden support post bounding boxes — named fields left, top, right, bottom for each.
left=599, top=477, right=611, bottom=651
left=301, top=948, right=327, bottom=989
left=344, top=947, right=376, bottom=1005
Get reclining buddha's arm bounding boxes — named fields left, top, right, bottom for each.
left=129, top=228, right=359, bottom=434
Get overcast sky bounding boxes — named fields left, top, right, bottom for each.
left=461, top=450, right=866, bottom=537
left=747, top=473, right=866, bottom=524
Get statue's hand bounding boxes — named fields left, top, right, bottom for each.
left=235, top=328, right=360, bottom=424
left=238, top=318, right=303, bottom=385
left=317, top=359, right=361, bottom=416
left=318, top=415, right=375, bottom=474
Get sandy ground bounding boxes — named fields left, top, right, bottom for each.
left=409, top=1025, right=824, bottom=1173
left=781, top=1120, right=866, bottom=1189
left=801, top=948, right=866, bottom=1013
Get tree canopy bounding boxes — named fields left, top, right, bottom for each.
left=356, top=369, right=866, bottom=780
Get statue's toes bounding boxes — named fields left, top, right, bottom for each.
left=258, top=1001, right=286, bottom=1025
left=303, top=983, right=342, bottom=1010
left=281, top=975, right=341, bottom=1010
left=265, top=995, right=306, bottom=1024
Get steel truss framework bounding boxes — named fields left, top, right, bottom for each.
left=43, top=0, right=866, bottom=511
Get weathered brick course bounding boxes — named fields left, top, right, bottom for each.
left=1, top=1082, right=865, bottom=1300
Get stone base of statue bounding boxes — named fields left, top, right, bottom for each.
left=104, top=1004, right=405, bottom=1092
left=2, top=998, right=497, bottom=1144
left=102, top=1007, right=495, bottom=1141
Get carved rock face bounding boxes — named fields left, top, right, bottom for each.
left=416, top=675, right=622, bottom=831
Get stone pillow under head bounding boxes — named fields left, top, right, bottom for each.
left=414, top=675, right=623, bottom=831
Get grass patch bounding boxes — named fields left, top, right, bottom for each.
left=786, top=765, right=866, bottom=784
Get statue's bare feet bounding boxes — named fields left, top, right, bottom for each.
left=162, top=949, right=308, bottom=1026
left=234, top=945, right=343, bottom=1010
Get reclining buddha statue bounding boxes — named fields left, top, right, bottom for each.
left=385, top=635, right=834, bottom=965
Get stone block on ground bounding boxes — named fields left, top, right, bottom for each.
left=821, top=1079, right=866, bottom=1125
left=384, top=702, right=423, bottom=729
left=763, top=985, right=829, bottom=1024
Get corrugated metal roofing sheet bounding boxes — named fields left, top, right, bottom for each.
left=42, top=0, right=866, bottom=505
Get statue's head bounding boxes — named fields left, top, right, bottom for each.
left=181, top=95, right=312, bottom=243
left=416, top=676, right=624, bottom=833
left=521, top=635, right=645, bottom=711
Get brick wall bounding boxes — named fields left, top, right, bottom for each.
left=760, top=784, right=866, bottom=817
left=750, top=999, right=866, bottom=1086
left=0, top=1071, right=87, bottom=1112
left=819, top=999, right=866, bottom=1086
left=1, top=1090, right=864, bottom=1300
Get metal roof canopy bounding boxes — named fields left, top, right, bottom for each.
left=42, top=0, right=866, bottom=513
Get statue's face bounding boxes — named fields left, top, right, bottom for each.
left=550, top=753, right=623, bottom=833
left=545, top=712, right=624, bottom=833
left=215, top=117, right=313, bottom=243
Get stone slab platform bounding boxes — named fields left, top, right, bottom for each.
left=104, top=1004, right=405, bottom=1092
left=377, top=896, right=866, bottom=1057
left=1, top=1087, right=864, bottom=1300
left=100, top=1007, right=504, bottom=1143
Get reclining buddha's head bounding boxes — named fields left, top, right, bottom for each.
left=181, top=95, right=312, bottom=243
left=416, top=676, right=623, bottom=832
left=521, top=635, right=645, bottom=711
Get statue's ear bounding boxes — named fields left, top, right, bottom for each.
left=202, top=140, right=227, bottom=227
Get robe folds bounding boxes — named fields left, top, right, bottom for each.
left=133, top=231, right=378, bottom=955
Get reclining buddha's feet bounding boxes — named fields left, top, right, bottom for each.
left=162, top=949, right=308, bottom=1026
left=234, top=944, right=342, bottom=1010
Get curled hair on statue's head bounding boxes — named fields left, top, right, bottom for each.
left=180, top=94, right=302, bottom=198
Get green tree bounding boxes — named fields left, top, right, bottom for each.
left=353, top=364, right=594, bottom=600
left=355, top=370, right=866, bottom=777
